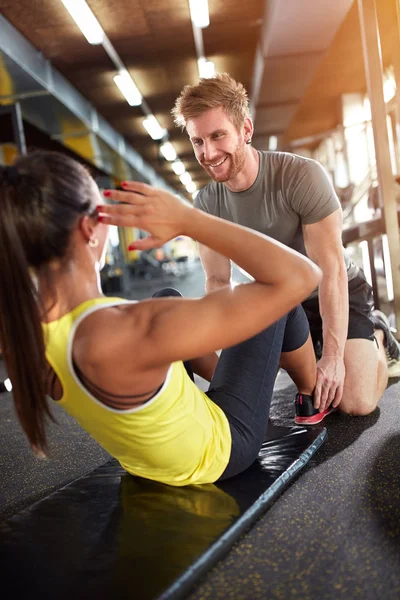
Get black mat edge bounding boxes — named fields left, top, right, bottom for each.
left=0, top=459, right=114, bottom=523
left=158, top=427, right=328, bottom=600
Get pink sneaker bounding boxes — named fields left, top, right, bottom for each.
left=295, top=393, right=336, bottom=425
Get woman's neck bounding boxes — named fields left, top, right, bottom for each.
left=39, top=264, right=104, bottom=322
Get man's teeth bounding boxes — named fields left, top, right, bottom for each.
left=210, top=156, right=227, bottom=167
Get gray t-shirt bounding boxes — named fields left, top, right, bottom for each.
left=194, top=151, right=358, bottom=288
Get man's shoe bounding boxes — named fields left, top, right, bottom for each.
left=371, top=310, right=400, bottom=378
left=295, top=393, right=335, bottom=425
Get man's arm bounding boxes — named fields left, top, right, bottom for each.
left=198, top=243, right=232, bottom=294
left=303, top=208, right=349, bottom=411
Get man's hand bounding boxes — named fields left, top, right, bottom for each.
left=313, top=356, right=345, bottom=412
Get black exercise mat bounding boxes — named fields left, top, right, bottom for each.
left=0, top=424, right=326, bottom=600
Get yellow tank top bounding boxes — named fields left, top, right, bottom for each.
left=42, top=297, right=232, bottom=486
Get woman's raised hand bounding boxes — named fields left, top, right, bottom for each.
left=98, top=181, right=192, bottom=250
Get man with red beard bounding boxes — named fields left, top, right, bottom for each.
left=172, top=73, right=400, bottom=424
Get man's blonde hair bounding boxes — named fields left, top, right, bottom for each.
left=172, top=73, right=251, bottom=131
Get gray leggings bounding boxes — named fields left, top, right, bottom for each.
left=153, top=288, right=310, bottom=480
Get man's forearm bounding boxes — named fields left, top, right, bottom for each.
left=319, top=266, right=349, bottom=358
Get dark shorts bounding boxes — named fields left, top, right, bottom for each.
left=301, top=270, right=375, bottom=350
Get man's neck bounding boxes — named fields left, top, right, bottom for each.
left=224, top=147, right=260, bottom=192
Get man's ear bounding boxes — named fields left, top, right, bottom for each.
left=243, top=117, right=254, bottom=140
left=79, top=215, right=95, bottom=243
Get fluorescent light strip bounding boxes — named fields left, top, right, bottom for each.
left=180, top=172, right=192, bottom=186
left=186, top=181, right=197, bottom=194
left=143, top=116, right=167, bottom=140
left=61, top=2, right=189, bottom=197
left=198, top=57, right=215, bottom=79
left=114, top=70, right=142, bottom=106
left=189, top=0, right=210, bottom=28
left=61, top=0, right=105, bottom=45
left=160, top=142, right=177, bottom=162
left=172, top=160, right=185, bottom=175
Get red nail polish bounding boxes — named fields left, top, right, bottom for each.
left=121, top=181, right=128, bottom=187
left=97, top=215, right=104, bottom=222
left=128, top=243, right=137, bottom=251
left=103, top=190, right=111, bottom=197
left=95, top=205, right=102, bottom=211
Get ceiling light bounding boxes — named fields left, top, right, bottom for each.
left=160, top=142, right=177, bottom=162
left=198, top=57, right=215, bottom=79
left=114, top=70, right=142, bottom=106
left=189, top=0, right=210, bottom=28
left=61, top=0, right=105, bottom=45
left=142, top=116, right=167, bottom=140
left=172, top=160, right=185, bottom=175
left=186, top=181, right=197, bottom=194
left=180, top=172, right=192, bottom=186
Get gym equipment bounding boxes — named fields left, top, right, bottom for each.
left=0, top=424, right=326, bottom=600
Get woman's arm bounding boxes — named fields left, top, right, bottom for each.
left=98, top=183, right=321, bottom=369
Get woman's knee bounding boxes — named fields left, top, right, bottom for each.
left=282, top=304, right=310, bottom=353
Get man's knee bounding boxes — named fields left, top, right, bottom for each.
left=339, top=393, right=377, bottom=417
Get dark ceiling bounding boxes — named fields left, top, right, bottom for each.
left=0, top=0, right=398, bottom=198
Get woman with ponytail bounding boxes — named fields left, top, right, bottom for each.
left=0, top=151, right=321, bottom=485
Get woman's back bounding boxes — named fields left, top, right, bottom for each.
left=43, top=297, right=232, bottom=486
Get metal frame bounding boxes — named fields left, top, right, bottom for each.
left=0, top=103, right=27, bottom=155
left=0, top=15, right=175, bottom=192
left=357, top=0, right=400, bottom=328
left=342, top=209, right=400, bottom=313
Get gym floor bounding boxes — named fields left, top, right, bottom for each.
left=1, top=261, right=400, bottom=599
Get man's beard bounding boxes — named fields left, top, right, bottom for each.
left=202, top=141, right=246, bottom=183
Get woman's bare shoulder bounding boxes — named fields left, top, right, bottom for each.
left=72, top=301, right=170, bottom=397
left=73, top=302, right=146, bottom=364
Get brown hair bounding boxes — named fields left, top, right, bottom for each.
left=0, top=151, right=96, bottom=451
left=172, top=73, right=251, bottom=131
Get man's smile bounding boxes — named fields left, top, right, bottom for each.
left=206, top=156, right=228, bottom=168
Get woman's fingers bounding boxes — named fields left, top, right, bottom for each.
left=120, top=181, right=153, bottom=195
left=103, top=189, right=148, bottom=205
left=103, top=180, right=154, bottom=204
left=98, top=203, right=143, bottom=216
left=98, top=184, right=185, bottom=242
left=98, top=213, right=141, bottom=228
left=98, top=203, right=143, bottom=227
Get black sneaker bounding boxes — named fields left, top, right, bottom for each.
left=295, top=392, right=335, bottom=425
left=371, top=310, right=400, bottom=378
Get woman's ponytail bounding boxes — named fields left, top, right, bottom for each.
left=0, top=167, right=51, bottom=451
left=0, top=152, right=94, bottom=451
